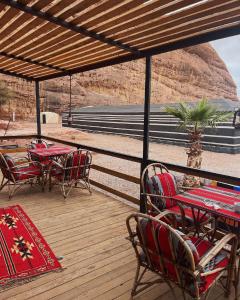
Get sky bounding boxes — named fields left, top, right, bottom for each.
left=211, top=36, right=240, bottom=97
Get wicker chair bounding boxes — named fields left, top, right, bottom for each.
left=0, top=153, right=43, bottom=199
left=48, top=149, right=92, bottom=198
left=126, top=212, right=237, bottom=300
left=141, top=163, right=211, bottom=234
left=28, top=139, right=51, bottom=166
left=28, top=139, right=48, bottom=150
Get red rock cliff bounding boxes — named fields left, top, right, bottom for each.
left=0, top=43, right=238, bottom=118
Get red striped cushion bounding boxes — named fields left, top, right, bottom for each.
left=13, top=165, right=41, bottom=181
left=146, top=173, right=178, bottom=209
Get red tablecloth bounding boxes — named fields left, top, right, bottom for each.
left=174, top=185, right=240, bottom=222
left=28, top=146, right=73, bottom=159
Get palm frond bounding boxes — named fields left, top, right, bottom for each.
left=166, top=98, right=231, bottom=131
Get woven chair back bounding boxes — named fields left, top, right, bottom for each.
left=29, top=139, right=48, bottom=149
left=0, top=153, right=14, bottom=180
left=141, top=163, right=178, bottom=210
left=63, top=149, right=92, bottom=181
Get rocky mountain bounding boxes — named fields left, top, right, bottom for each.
left=0, top=43, right=238, bottom=119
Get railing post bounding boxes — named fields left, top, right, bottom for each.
left=35, top=80, right=41, bottom=137
left=140, top=55, right=151, bottom=213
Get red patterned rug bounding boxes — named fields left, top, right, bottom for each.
left=0, top=205, right=62, bottom=288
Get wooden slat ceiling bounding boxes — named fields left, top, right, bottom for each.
left=0, top=0, right=239, bottom=81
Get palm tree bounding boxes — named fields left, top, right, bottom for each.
left=166, top=99, right=231, bottom=186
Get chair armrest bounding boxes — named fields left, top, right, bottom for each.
left=48, top=160, right=64, bottom=174
left=200, top=266, right=226, bottom=277
left=50, top=160, right=64, bottom=169
left=12, top=156, right=30, bottom=164
left=154, top=210, right=176, bottom=219
left=197, top=233, right=237, bottom=270
left=11, top=160, right=43, bottom=172
left=143, top=193, right=186, bottom=222
left=10, top=163, right=30, bottom=170
left=141, top=192, right=174, bottom=199
left=154, top=210, right=177, bottom=228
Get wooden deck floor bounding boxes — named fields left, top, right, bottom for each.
left=0, top=184, right=235, bottom=300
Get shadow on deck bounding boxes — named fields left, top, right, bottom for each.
left=0, top=185, right=233, bottom=300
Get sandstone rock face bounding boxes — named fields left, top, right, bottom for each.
left=0, top=43, right=238, bottom=119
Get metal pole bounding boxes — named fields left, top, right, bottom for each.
left=140, top=56, right=151, bottom=213
left=68, top=75, right=73, bottom=126
left=35, top=80, right=41, bottom=137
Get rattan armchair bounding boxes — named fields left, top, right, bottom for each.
left=0, top=153, right=43, bottom=199
left=48, top=149, right=92, bottom=199
left=126, top=212, right=237, bottom=300
left=28, top=139, right=49, bottom=150
left=141, top=163, right=211, bottom=234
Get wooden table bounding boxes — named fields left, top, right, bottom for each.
left=174, top=185, right=240, bottom=223
left=28, top=146, right=73, bottom=160
left=28, top=146, right=73, bottom=185
left=173, top=185, right=240, bottom=296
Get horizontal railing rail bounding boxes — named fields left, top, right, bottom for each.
left=0, top=134, right=36, bottom=140
left=0, top=135, right=240, bottom=186
left=42, top=135, right=240, bottom=186
left=91, top=164, right=140, bottom=184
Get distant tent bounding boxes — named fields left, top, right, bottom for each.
left=40, top=112, right=60, bottom=124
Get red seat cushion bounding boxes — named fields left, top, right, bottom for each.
left=13, top=165, right=42, bottom=181
left=138, top=219, right=228, bottom=297
left=146, top=173, right=178, bottom=210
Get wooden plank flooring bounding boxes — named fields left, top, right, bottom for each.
left=0, top=183, right=235, bottom=300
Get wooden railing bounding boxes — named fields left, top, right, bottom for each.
left=1, top=134, right=239, bottom=205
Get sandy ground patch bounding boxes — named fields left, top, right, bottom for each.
left=1, top=121, right=239, bottom=200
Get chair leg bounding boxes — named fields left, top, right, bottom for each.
left=60, top=184, right=66, bottom=199
left=0, top=177, right=8, bottom=191
left=86, top=178, right=92, bottom=194
left=234, top=257, right=240, bottom=300
left=131, top=262, right=141, bottom=296
left=203, top=288, right=212, bottom=300
left=49, top=175, right=52, bottom=192
left=64, top=182, right=75, bottom=199
left=180, top=289, right=187, bottom=300
left=8, top=183, right=18, bottom=200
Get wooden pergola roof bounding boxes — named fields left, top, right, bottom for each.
left=0, top=0, right=239, bottom=82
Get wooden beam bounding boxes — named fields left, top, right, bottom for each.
left=0, top=51, right=66, bottom=72
left=2, top=0, right=141, bottom=55
left=38, top=23, right=240, bottom=81
left=0, top=66, right=33, bottom=81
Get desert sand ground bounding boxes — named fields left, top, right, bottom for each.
left=1, top=121, right=239, bottom=199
